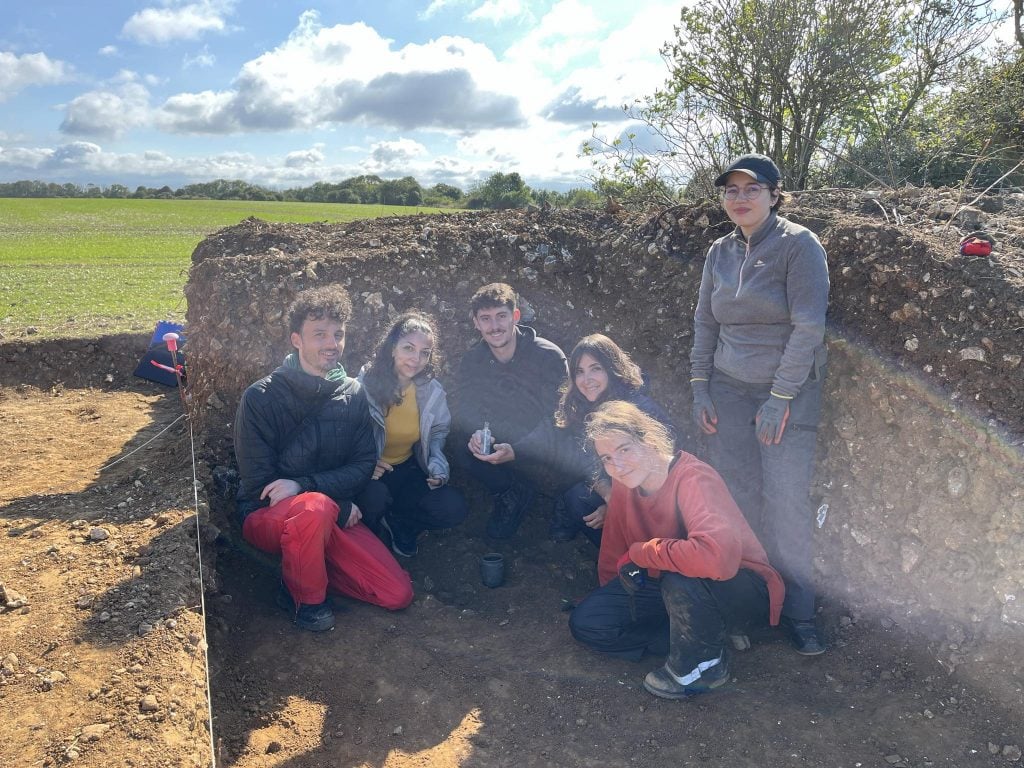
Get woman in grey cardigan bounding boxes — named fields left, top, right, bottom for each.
left=689, top=153, right=829, bottom=656
left=356, top=311, right=468, bottom=557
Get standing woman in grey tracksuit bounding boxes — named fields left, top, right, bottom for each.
left=689, top=153, right=829, bottom=656
left=356, top=311, right=468, bottom=558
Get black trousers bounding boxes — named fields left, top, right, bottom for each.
left=455, top=443, right=545, bottom=497
left=355, top=456, right=468, bottom=540
left=569, top=569, right=769, bottom=676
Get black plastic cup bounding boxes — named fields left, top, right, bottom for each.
left=480, top=552, right=504, bottom=588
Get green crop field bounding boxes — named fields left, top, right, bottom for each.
left=0, top=198, right=441, bottom=339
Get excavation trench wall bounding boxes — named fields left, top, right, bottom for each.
left=184, top=206, right=1024, bottom=677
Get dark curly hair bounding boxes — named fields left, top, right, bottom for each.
left=470, top=282, right=517, bottom=316
left=554, top=334, right=643, bottom=429
left=286, top=284, right=353, bottom=336
left=362, top=310, right=440, bottom=411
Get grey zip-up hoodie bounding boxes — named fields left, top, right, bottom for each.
left=690, top=211, right=829, bottom=398
left=357, top=367, right=453, bottom=483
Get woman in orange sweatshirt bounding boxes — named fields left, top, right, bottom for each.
left=568, top=401, right=785, bottom=699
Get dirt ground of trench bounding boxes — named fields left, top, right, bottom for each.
left=1, top=342, right=1023, bottom=768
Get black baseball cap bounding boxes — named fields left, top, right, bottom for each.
left=714, top=153, right=782, bottom=187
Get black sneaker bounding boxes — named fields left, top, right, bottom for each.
left=783, top=617, right=826, bottom=656
left=379, top=515, right=418, bottom=558
left=642, top=654, right=730, bottom=700
left=487, top=483, right=535, bottom=539
left=276, top=582, right=336, bottom=632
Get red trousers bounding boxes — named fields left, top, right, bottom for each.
left=242, top=492, right=413, bottom=610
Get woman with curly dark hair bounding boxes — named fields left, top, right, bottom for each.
left=487, top=333, right=674, bottom=546
left=355, top=311, right=467, bottom=557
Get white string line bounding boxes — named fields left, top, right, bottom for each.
left=91, top=401, right=216, bottom=764
left=185, top=415, right=218, bottom=768
left=95, top=414, right=186, bottom=472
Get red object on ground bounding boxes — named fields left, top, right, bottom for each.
left=960, top=238, right=992, bottom=256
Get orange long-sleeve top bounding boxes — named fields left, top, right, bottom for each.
left=597, top=451, right=785, bottom=625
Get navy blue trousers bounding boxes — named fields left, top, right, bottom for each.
left=560, top=480, right=604, bottom=547
left=569, top=570, right=769, bottom=674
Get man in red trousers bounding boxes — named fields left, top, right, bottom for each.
left=234, top=285, right=413, bottom=631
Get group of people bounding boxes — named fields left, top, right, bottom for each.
left=232, top=153, right=830, bottom=699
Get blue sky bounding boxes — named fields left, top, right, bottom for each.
left=0, top=0, right=684, bottom=192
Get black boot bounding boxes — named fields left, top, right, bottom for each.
left=486, top=482, right=534, bottom=539
left=548, top=496, right=577, bottom=542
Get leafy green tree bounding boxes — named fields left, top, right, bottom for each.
left=342, top=175, right=384, bottom=204
left=466, top=172, right=533, bottom=209
left=379, top=176, right=423, bottom=206
left=423, top=182, right=464, bottom=207
left=836, top=46, right=1024, bottom=187
left=586, top=0, right=1005, bottom=199
left=430, top=183, right=463, bottom=201
left=328, top=188, right=360, bottom=204
left=660, top=0, right=906, bottom=189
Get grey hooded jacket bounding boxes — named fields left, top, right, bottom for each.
left=357, top=368, right=453, bottom=483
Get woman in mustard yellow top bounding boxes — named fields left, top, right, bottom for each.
left=355, top=311, right=468, bottom=557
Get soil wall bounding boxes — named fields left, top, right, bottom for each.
left=183, top=205, right=1024, bottom=676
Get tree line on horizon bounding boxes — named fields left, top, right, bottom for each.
left=0, top=172, right=606, bottom=210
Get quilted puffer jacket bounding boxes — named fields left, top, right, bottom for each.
left=233, top=358, right=376, bottom=523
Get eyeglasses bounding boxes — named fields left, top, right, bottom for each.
left=722, top=183, right=769, bottom=201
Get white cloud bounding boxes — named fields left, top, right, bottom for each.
left=99, top=45, right=119, bottom=57
left=504, top=0, right=604, bottom=71
left=0, top=51, right=72, bottom=102
left=505, top=1, right=678, bottom=121
left=368, top=138, right=427, bottom=168
left=157, top=90, right=238, bottom=133
left=52, top=141, right=104, bottom=164
left=183, top=46, right=216, bottom=69
left=284, top=145, right=324, bottom=168
left=468, top=0, right=528, bottom=23
left=0, top=144, right=56, bottom=168
left=60, top=79, right=152, bottom=139
left=122, top=0, right=236, bottom=45
left=420, top=0, right=467, bottom=20
left=155, top=12, right=527, bottom=135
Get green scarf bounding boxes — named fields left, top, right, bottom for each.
left=283, top=352, right=348, bottom=382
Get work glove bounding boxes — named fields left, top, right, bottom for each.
left=755, top=393, right=791, bottom=445
left=616, top=552, right=647, bottom=596
left=691, top=379, right=718, bottom=435
left=617, top=552, right=648, bottom=622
